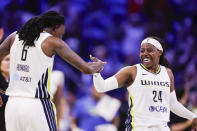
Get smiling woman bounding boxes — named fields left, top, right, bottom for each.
left=91, top=36, right=197, bottom=131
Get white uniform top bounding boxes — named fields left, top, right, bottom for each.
left=6, top=32, right=54, bottom=99
left=126, top=64, right=171, bottom=129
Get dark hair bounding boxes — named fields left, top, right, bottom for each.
left=176, top=87, right=185, bottom=100
left=150, top=36, right=171, bottom=68
left=17, top=11, right=65, bottom=46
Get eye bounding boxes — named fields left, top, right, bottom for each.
left=5, top=58, right=10, bottom=61
left=140, top=49, right=144, bottom=53
left=147, top=48, right=153, bottom=53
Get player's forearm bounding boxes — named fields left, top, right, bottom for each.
left=170, top=120, right=192, bottom=131
left=170, top=91, right=197, bottom=121
left=93, top=73, right=118, bottom=92
left=83, top=62, right=102, bottom=74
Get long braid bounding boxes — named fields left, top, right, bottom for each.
left=17, top=11, right=65, bottom=46
left=17, top=16, right=43, bottom=46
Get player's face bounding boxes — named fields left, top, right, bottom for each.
left=53, top=24, right=65, bottom=38
left=0, top=54, right=10, bottom=74
left=140, top=43, right=162, bottom=69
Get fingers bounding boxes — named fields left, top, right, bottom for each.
left=89, top=55, right=107, bottom=73
left=100, top=61, right=107, bottom=66
left=89, top=55, right=98, bottom=62
left=89, top=55, right=107, bottom=65
left=97, top=67, right=104, bottom=73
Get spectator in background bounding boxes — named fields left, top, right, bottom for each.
left=0, top=54, right=10, bottom=131
left=170, top=87, right=192, bottom=131
left=71, top=85, right=120, bottom=131
left=0, top=27, right=9, bottom=131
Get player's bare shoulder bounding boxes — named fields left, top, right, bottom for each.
left=41, top=35, right=63, bottom=57
left=44, top=35, right=62, bottom=47
left=122, top=65, right=137, bottom=77
left=126, top=65, right=137, bottom=83
left=115, top=65, right=137, bottom=87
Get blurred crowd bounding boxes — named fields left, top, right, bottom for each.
left=0, top=0, right=197, bottom=131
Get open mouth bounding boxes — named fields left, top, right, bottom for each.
left=143, top=58, right=151, bottom=62
left=142, top=57, right=152, bottom=64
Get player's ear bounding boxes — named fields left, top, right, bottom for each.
left=52, top=25, right=59, bottom=31
left=158, top=50, right=162, bottom=57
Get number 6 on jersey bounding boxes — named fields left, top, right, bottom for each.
left=21, top=45, right=28, bottom=61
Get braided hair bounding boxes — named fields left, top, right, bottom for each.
left=17, top=11, right=65, bottom=46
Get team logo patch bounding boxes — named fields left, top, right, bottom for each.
left=13, top=73, right=20, bottom=82
left=149, top=105, right=167, bottom=113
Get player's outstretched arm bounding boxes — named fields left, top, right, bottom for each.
left=167, top=68, right=197, bottom=127
left=91, top=55, right=136, bottom=92
left=47, top=36, right=106, bottom=74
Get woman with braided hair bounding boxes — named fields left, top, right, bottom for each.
left=0, top=11, right=105, bottom=131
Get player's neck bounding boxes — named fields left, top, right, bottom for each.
left=149, top=64, right=160, bottom=74
left=143, top=64, right=160, bottom=74
left=43, top=28, right=53, bottom=35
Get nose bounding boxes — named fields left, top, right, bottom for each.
left=143, top=50, right=149, bottom=55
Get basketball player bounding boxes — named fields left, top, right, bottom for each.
left=91, top=36, right=197, bottom=131
left=0, top=11, right=105, bottom=131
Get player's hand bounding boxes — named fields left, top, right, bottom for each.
left=0, top=28, right=4, bottom=42
left=90, top=55, right=100, bottom=62
left=89, top=55, right=106, bottom=73
left=191, top=117, right=197, bottom=131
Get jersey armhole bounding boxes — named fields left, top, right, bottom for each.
left=163, top=66, right=171, bottom=83
left=10, top=33, right=20, bottom=52
left=35, top=33, right=54, bottom=60
left=127, top=64, right=139, bottom=89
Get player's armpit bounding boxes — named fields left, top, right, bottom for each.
left=115, top=66, right=136, bottom=88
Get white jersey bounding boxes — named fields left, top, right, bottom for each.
left=125, top=64, right=171, bottom=130
left=6, top=32, right=54, bottom=99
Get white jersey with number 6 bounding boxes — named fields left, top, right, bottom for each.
left=6, top=32, right=54, bottom=99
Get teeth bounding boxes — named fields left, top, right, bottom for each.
left=143, top=58, right=151, bottom=62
